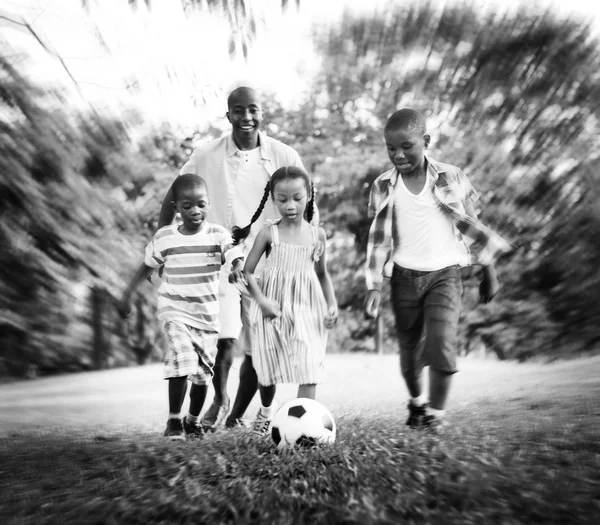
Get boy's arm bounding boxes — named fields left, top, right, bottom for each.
left=464, top=201, right=500, bottom=303
left=119, top=262, right=155, bottom=318
left=314, top=228, right=338, bottom=328
left=242, top=228, right=280, bottom=319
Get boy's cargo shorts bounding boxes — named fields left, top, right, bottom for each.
left=161, top=320, right=218, bottom=385
left=390, top=264, right=463, bottom=375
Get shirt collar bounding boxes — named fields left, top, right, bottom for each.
left=226, top=130, right=271, bottom=160
left=384, top=155, right=447, bottom=186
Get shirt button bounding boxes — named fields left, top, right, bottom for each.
left=228, top=203, right=232, bottom=207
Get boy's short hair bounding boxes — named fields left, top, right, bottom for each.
left=172, top=174, right=208, bottom=201
left=384, top=108, right=427, bottom=134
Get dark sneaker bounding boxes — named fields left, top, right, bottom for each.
left=164, top=418, right=185, bottom=441
left=422, top=414, right=445, bottom=435
left=406, top=401, right=428, bottom=428
left=252, top=409, right=272, bottom=436
left=182, top=418, right=205, bottom=439
left=201, top=400, right=230, bottom=432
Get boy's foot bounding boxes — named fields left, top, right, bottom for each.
left=201, top=400, right=230, bottom=432
left=182, top=418, right=205, bottom=439
left=252, top=409, right=273, bottom=436
left=164, top=418, right=186, bottom=441
left=406, top=401, right=428, bottom=428
left=422, top=414, right=445, bottom=435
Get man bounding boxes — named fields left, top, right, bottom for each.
left=157, top=86, right=309, bottom=430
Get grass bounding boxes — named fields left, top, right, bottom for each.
left=1, top=355, right=600, bottom=524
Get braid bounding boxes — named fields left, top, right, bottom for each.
left=305, top=181, right=315, bottom=223
left=231, top=181, right=271, bottom=244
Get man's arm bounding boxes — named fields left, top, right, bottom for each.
left=157, top=183, right=176, bottom=230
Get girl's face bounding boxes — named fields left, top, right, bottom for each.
left=272, top=178, right=308, bottom=223
left=172, top=185, right=210, bottom=234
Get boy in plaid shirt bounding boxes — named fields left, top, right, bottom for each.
left=364, top=109, right=512, bottom=433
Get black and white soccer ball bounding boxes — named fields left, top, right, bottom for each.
left=270, top=398, right=336, bottom=449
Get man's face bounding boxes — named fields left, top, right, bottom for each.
left=226, top=88, right=263, bottom=143
left=384, top=127, right=429, bottom=175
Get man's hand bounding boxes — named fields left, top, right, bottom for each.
left=118, top=295, right=133, bottom=319
left=479, top=274, right=500, bottom=304
left=364, top=290, right=381, bottom=319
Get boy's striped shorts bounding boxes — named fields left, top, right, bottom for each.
left=161, top=320, right=218, bottom=385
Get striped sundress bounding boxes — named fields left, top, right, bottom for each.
left=249, top=222, right=328, bottom=386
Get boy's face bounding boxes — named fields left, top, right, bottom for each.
left=227, top=88, right=263, bottom=144
left=384, top=126, right=430, bottom=175
left=171, top=185, right=210, bottom=233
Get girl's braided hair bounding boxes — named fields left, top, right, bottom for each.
left=231, top=166, right=316, bottom=244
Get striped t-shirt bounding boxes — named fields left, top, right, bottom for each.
left=144, top=223, right=237, bottom=332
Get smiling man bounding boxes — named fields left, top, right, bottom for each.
left=157, top=86, right=306, bottom=431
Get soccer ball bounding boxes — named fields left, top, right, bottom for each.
left=270, top=398, right=336, bottom=449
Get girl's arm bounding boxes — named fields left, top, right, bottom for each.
left=314, top=227, right=338, bottom=328
left=243, top=227, right=281, bottom=319
left=119, top=263, right=154, bottom=318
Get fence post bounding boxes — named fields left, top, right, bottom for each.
left=91, top=286, right=108, bottom=369
left=375, top=315, right=384, bottom=355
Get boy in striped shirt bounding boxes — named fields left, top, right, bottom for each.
left=119, top=174, right=242, bottom=440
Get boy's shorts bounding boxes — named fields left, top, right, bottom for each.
left=161, top=320, right=218, bottom=385
left=390, top=264, right=463, bottom=375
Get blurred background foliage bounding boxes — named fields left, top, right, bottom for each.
left=1, top=0, right=600, bottom=378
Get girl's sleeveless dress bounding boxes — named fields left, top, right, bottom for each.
left=249, top=222, right=328, bottom=387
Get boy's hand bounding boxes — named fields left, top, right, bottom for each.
left=259, top=299, right=281, bottom=320
left=364, top=290, right=381, bottom=319
left=324, top=305, right=338, bottom=329
left=228, top=269, right=247, bottom=285
left=118, top=296, right=133, bottom=319
left=479, top=274, right=500, bottom=304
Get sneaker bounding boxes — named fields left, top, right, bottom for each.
left=182, top=418, right=205, bottom=439
left=252, top=409, right=273, bottom=436
left=406, top=401, right=428, bottom=428
left=422, top=414, right=445, bottom=435
left=164, top=418, right=186, bottom=441
left=201, top=400, right=231, bottom=432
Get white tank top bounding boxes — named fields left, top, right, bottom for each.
left=392, top=172, right=467, bottom=271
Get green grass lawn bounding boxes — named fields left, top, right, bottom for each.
left=1, top=355, right=599, bottom=524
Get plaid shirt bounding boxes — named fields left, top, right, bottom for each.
left=365, top=156, right=513, bottom=291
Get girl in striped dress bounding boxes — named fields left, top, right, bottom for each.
left=231, top=166, right=338, bottom=434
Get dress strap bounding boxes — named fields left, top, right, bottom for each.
left=270, top=222, right=280, bottom=244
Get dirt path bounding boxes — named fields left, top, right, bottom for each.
left=2, top=353, right=599, bottom=437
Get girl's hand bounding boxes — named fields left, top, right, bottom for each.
left=324, top=305, right=338, bottom=329
left=260, top=299, right=281, bottom=319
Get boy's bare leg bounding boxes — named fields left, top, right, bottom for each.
left=168, top=376, right=188, bottom=415
left=226, top=354, right=258, bottom=426
left=428, top=369, right=452, bottom=410
left=401, top=366, right=424, bottom=399
left=188, top=384, right=209, bottom=417
left=298, top=384, right=316, bottom=399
